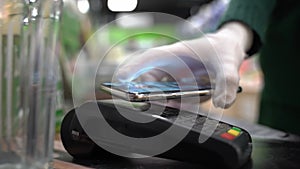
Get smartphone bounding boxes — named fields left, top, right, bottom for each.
left=100, top=81, right=242, bottom=102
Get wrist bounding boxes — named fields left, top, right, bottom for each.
left=217, top=22, right=253, bottom=55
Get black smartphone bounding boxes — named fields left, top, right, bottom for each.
left=100, top=81, right=242, bottom=102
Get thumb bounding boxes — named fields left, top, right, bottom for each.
left=212, top=66, right=240, bottom=109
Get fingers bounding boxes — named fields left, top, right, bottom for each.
left=137, top=68, right=171, bottom=82
left=114, top=45, right=203, bottom=82
left=114, top=49, right=168, bottom=82
left=115, top=64, right=164, bottom=82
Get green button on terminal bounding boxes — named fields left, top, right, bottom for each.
left=232, top=127, right=241, bottom=132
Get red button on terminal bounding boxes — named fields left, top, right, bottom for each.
left=221, top=133, right=236, bottom=140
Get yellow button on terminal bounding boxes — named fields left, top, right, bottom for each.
left=227, top=129, right=240, bottom=137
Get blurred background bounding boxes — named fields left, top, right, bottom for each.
left=57, top=0, right=263, bottom=132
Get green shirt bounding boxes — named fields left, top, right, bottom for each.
left=219, top=0, right=300, bottom=135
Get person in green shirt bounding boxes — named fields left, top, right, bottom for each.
left=220, top=0, right=300, bottom=135
left=116, top=0, right=300, bottom=135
